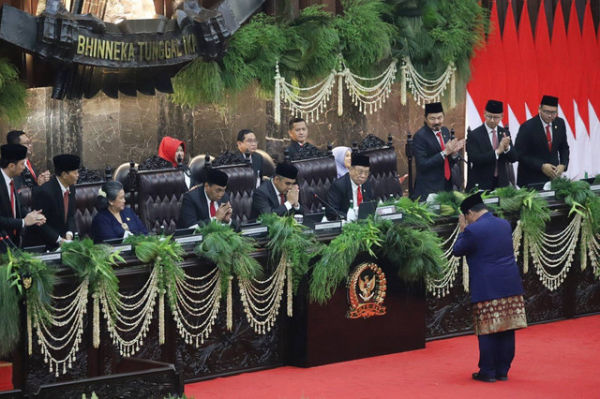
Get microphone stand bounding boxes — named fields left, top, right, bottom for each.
left=405, top=132, right=414, bottom=199
left=313, top=193, right=346, bottom=221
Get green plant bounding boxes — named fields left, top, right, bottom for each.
left=377, top=219, right=444, bottom=281
left=392, top=196, right=436, bottom=227
left=194, top=221, right=263, bottom=295
left=0, top=249, right=54, bottom=357
left=0, top=58, right=27, bottom=122
left=309, top=218, right=382, bottom=303
left=431, top=190, right=465, bottom=217
left=61, top=239, right=123, bottom=313
left=259, top=214, right=323, bottom=292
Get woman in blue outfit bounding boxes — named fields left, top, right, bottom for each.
left=90, top=181, right=148, bottom=243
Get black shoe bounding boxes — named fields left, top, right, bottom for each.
left=496, top=374, right=508, bottom=381
left=472, top=372, right=496, bottom=382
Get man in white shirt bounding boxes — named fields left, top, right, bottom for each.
left=6, top=130, right=51, bottom=189
left=326, top=153, right=374, bottom=221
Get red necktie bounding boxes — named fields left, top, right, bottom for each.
left=210, top=201, right=216, bottom=218
left=63, top=190, right=69, bottom=222
left=280, top=194, right=286, bottom=205
left=436, top=131, right=451, bottom=181
left=357, top=185, right=363, bottom=206
left=9, top=180, right=15, bottom=217
left=545, top=124, right=552, bottom=151
left=27, top=160, right=37, bottom=182
left=492, top=129, right=498, bottom=177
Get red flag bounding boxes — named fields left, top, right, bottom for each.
left=551, top=0, right=574, bottom=134
left=467, top=0, right=504, bottom=120
left=572, top=0, right=591, bottom=134
left=518, top=1, right=538, bottom=117
left=502, top=0, right=524, bottom=124
left=534, top=0, right=552, bottom=104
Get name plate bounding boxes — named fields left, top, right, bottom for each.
left=241, top=226, right=268, bottom=236
left=380, top=213, right=403, bottom=221
left=536, top=190, right=556, bottom=199
left=110, top=244, right=132, bottom=253
left=314, top=221, right=342, bottom=232
left=175, top=235, right=203, bottom=245
left=483, top=197, right=500, bottom=205
left=376, top=205, right=396, bottom=216
left=591, top=184, right=600, bottom=191
left=35, top=252, right=61, bottom=262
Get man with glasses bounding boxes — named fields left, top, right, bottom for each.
left=326, top=152, right=373, bottom=221
left=466, top=100, right=517, bottom=191
left=412, top=102, right=464, bottom=200
left=236, top=129, right=264, bottom=188
left=6, top=130, right=51, bottom=190
left=515, top=95, right=569, bottom=187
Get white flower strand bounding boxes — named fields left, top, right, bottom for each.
left=100, top=267, right=159, bottom=358
left=32, top=278, right=89, bottom=377
left=426, top=223, right=462, bottom=298
left=402, top=56, right=456, bottom=107
left=171, top=268, right=222, bottom=348
left=238, top=257, right=288, bottom=335
left=527, top=214, right=582, bottom=291
left=581, top=216, right=600, bottom=279
left=342, top=59, right=397, bottom=116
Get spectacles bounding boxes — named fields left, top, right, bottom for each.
left=541, top=109, right=558, bottom=116
left=484, top=114, right=503, bottom=120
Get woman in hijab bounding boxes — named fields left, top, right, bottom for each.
left=139, top=136, right=185, bottom=170
left=332, top=146, right=351, bottom=178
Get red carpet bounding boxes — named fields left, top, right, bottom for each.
left=185, top=315, right=600, bottom=399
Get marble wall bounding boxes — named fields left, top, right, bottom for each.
left=0, top=84, right=466, bottom=179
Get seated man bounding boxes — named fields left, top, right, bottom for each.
left=326, top=153, right=373, bottom=221
left=0, top=144, right=46, bottom=250
left=178, top=168, right=232, bottom=228
left=285, top=117, right=320, bottom=159
left=251, top=162, right=303, bottom=219
left=236, top=129, right=264, bottom=187
left=27, top=154, right=80, bottom=249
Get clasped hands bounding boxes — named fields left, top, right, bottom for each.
left=215, top=202, right=233, bottom=223
left=541, top=163, right=565, bottom=179
left=286, top=185, right=300, bottom=208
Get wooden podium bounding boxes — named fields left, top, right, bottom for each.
left=289, top=254, right=426, bottom=367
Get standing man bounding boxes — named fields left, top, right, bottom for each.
left=286, top=117, right=319, bottom=158
left=251, top=162, right=303, bottom=219
left=236, top=129, right=264, bottom=187
left=0, top=144, right=46, bottom=250
left=412, top=102, right=464, bottom=200
left=466, top=100, right=517, bottom=191
left=178, top=168, right=232, bottom=228
left=27, top=154, right=80, bottom=249
left=515, top=95, right=569, bottom=187
left=6, top=130, right=51, bottom=189
left=453, top=192, right=527, bottom=383
left=326, top=152, right=373, bottom=221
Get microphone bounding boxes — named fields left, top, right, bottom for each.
left=313, top=193, right=346, bottom=221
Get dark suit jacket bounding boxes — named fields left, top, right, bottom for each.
left=452, top=212, right=524, bottom=303
left=326, top=173, right=374, bottom=220
left=14, top=166, right=36, bottom=191
left=90, top=207, right=148, bottom=243
left=251, top=180, right=304, bottom=220
left=515, top=115, right=569, bottom=187
left=0, top=174, right=27, bottom=246
left=238, top=151, right=264, bottom=183
left=285, top=141, right=319, bottom=158
left=466, top=124, right=518, bottom=191
left=26, top=176, right=76, bottom=248
left=412, top=125, right=457, bottom=200
left=177, top=187, right=231, bottom=228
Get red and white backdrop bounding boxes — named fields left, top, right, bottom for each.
left=466, top=0, right=600, bottom=180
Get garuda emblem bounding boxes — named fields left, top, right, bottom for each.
left=346, top=262, right=387, bottom=319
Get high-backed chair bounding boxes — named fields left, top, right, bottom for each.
left=74, top=181, right=105, bottom=238
left=134, top=168, right=188, bottom=234
left=358, top=135, right=403, bottom=201
left=213, top=163, right=256, bottom=225
left=255, top=149, right=275, bottom=178
left=291, top=155, right=338, bottom=213
left=17, top=186, right=33, bottom=213
left=188, top=154, right=214, bottom=188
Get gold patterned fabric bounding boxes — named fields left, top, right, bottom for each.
left=473, top=295, right=527, bottom=336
